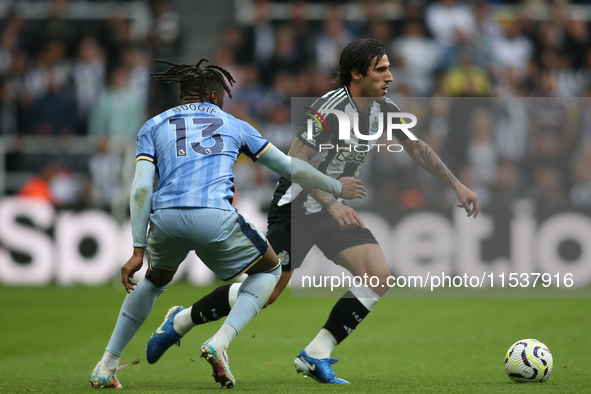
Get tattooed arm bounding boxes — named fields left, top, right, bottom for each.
left=288, top=138, right=365, bottom=229
left=400, top=138, right=480, bottom=218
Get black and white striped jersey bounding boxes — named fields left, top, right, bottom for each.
left=268, top=86, right=409, bottom=221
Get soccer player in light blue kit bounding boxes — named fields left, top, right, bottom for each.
left=89, top=58, right=366, bottom=389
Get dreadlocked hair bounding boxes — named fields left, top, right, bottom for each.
left=150, top=58, right=236, bottom=99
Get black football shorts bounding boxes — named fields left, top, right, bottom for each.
left=266, top=209, right=379, bottom=272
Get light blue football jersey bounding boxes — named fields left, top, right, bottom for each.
left=136, top=102, right=271, bottom=211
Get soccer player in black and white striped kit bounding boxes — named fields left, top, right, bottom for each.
left=145, top=38, right=479, bottom=384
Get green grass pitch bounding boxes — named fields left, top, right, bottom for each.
left=0, top=282, right=589, bottom=393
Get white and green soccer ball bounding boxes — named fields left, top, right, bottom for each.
left=504, top=338, right=553, bottom=383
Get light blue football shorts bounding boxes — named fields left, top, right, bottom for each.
left=145, top=208, right=269, bottom=282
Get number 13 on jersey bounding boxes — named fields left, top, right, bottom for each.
left=169, top=117, right=225, bottom=157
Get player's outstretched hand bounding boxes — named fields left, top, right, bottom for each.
left=338, top=177, right=366, bottom=200
left=454, top=183, right=480, bottom=218
left=327, top=201, right=365, bottom=230
left=121, top=248, right=144, bottom=293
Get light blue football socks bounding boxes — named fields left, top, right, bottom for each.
left=105, top=279, right=167, bottom=359
left=210, top=265, right=281, bottom=349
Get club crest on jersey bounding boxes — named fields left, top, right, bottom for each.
left=370, top=114, right=380, bottom=134
left=277, top=250, right=289, bottom=265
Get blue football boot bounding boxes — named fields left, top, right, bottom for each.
left=294, top=350, right=349, bottom=384
left=146, top=306, right=185, bottom=364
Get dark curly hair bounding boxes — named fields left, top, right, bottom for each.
left=333, top=38, right=387, bottom=88
left=150, top=58, right=236, bottom=100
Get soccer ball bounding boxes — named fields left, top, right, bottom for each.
left=504, top=338, right=553, bottom=383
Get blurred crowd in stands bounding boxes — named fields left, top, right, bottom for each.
left=1, top=0, right=591, bottom=214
